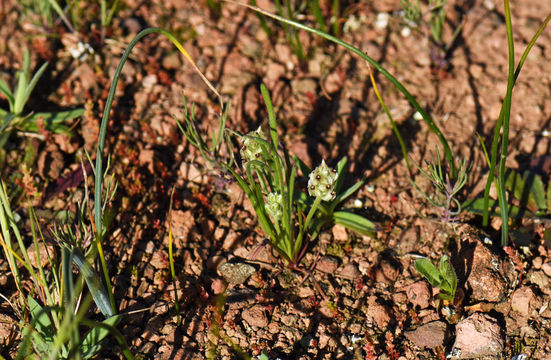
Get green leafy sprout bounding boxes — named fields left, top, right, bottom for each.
left=410, top=148, right=469, bottom=222
left=400, top=0, right=454, bottom=47
left=177, top=84, right=377, bottom=267
left=0, top=50, right=83, bottom=149
left=414, top=255, right=457, bottom=302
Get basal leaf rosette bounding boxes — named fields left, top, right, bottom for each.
left=308, top=160, right=337, bottom=202
left=240, top=127, right=265, bottom=165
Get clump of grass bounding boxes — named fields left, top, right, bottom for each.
left=17, top=0, right=122, bottom=35
left=0, top=162, right=131, bottom=359
left=251, top=0, right=342, bottom=62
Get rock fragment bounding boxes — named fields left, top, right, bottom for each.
left=404, top=321, right=448, bottom=349
left=406, top=281, right=431, bottom=309
left=451, top=313, right=504, bottom=358
left=241, top=305, right=269, bottom=328
left=456, top=235, right=514, bottom=302
left=316, top=255, right=340, bottom=274
left=365, top=296, right=392, bottom=329
left=218, top=262, right=256, bottom=285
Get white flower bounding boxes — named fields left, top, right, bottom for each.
left=401, top=26, right=411, bottom=37
left=375, top=12, right=390, bottom=30
left=308, top=160, right=337, bottom=202
left=69, top=41, right=94, bottom=61
left=265, top=192, right=283, bottom=220
left=240, top=127, right=265, bottom=165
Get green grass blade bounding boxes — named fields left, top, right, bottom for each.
left=20, top=62, right=48, bottom=115
left=71, top=248, right=114, bottom=317
left=22, top=108, right=84, bottom=133
left=497, top=0, right=515, bottom=246
left=46, top=0, right=75, bottom=32
left=80, top=315, right=123, bottom=359
left=0, top=78, right=14, bottom=110
left=333, top=180, right=364, bottom=206
left=13, top=51, right=30, bottom=115
left=167, top=188, right=181, bottom=325
left=333, top=210, right=377, bottom=237
left=27, top=296, right=55, bottom=352
left=307, top=0, right=327, bottom=33
left=261, top=84, right=278, bottom=153
left=482, top=9, right=551, bottom=228
left=368, top=68, right=412, bottom=175
left=331, top=0, right=339, bottom=36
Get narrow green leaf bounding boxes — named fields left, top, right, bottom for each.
left=80, top=315, right=122, bottom=359
left=71, top=248, right=114, bottom=317
left=13, top=51, right=30, bottom=115
left=333, top=211, right=377, bottom=236
left=20, top=62, right=48, bottom=115
left=27, top=296, right=54, bottom=354
left=333, top=179, right=364, bottom=207
left=523, top=170, right=546, bottom=213
left=414, top=258, right=442, bottom=288
left=333, top=157, right=348, bottom=195
left=293, top=155, right=311, bottom=177
left=21, top=108, right=84, bottom=133
left=439, top=255, right=457, bottom=299
left=260, top=84, right=278, bottom=150
left=0, top=78, right=14, bottom=110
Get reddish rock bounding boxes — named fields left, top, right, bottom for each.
left=332, top=224, right=348, bottom=241
left=338, top=263, right=360, bottom=281
left=218, top=262, right=256, bottom=285
left=406, top=281, right=432, bottom=309
left=168, top=209, right=195, bottom=246
left=456, top=235, right=514, bottom=302
left=452, top=313, right=504, bottom=358
left=511, top=286, right=536, bottom=317
left=242, top=305, right=269, bottom=328
left=365, top=296, right=392, bottom=329
left=316, top=255, right=340, bottom=274
left=211, top=278, right=227, bottom=295
left=375, top=256, right=401, bottom=284
left=542, top=262, right=551, bottom=277
left=404, top=321, right=448, bottom=349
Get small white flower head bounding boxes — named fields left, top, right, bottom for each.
left=240, top=127, right=265, bottom=165
left=401, top=26, right=411, bottom=37
left=308, top=160, right=337, bottom=202
left=69, top=41, right=94, bottom=61
left=374, top=12, right=390, bottom=30
left=265, top=192, right=283, bottom=220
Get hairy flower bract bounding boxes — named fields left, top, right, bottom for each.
left=240, top=127, right=265, bottom=165
left=265, top=192, right=283, bottom=220
left=308, top=160, right=337, bottom=201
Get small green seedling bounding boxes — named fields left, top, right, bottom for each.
left=414, top=255, right=457, bottom=302
left=0, top=50, right=83, bottom=149
left=401, top=0, right=448, bottom=44
left=410, top=148, right=469, bottom=222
